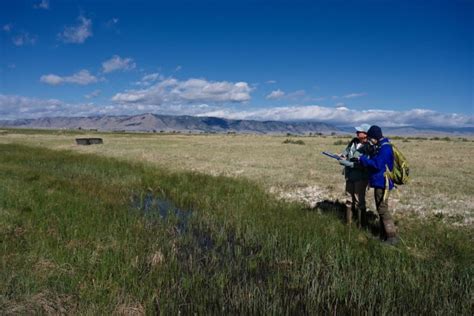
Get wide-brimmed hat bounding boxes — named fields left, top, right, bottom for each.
left=354, top=123, right=371, bottom=133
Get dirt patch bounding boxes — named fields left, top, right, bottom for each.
left=271, top=185, right=473, bottom=226
left=270, top=185, right=337, bottom=208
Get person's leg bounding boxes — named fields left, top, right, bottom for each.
left=345, top=181, right=355, bottom=225
left=374, top=188, right=398, bottom=243
left=354, top=180, right=369, bottom=228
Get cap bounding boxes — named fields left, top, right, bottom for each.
left=354, top=123, right=371, bottom=133
left=367, top=125, right=383, bottom=140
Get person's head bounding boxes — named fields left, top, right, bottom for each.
left=367, top=125, right=383, bottom=144
left=355, top=123, right=371, bottom=143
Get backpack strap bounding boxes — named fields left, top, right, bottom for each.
left=383, top=164, right=395, bottom=199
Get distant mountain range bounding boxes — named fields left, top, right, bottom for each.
left=0, top=113, right=337, bottom=135
left=1, top=113, right=473, bottom=136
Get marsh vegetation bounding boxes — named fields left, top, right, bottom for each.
left=0, top=131, right=472, bottom=313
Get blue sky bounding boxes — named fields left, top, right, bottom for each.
left=0, top=0, right=472, bottom=127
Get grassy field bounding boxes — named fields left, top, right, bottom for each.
left=0, top=129, right=473, bottom=225
left=0, top=142, right=472, bottom=314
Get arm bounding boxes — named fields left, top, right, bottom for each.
left=360, top=145, right=393, bottom=172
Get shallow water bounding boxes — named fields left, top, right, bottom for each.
left=132, top=191, right=193, bottom=233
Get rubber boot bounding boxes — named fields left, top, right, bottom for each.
left=360, top=208, right=368, bottom=229
left=356, top=207, right=362, bottom=228
left=382, top=218, right=399, bottom=245
left=346, top=205, right=353, bottom=225
left=379, top=220, right=386, bottom=240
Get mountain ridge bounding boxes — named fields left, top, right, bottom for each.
left=0, top=113, right=338, bottom=135
left=1, top=113, right=473, bottom=136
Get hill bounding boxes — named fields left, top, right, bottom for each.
left=0, top=113, right=338, bottom=135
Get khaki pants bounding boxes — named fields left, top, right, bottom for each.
left=374, top=188, right=397, bottom=239
left=345, top=179, right=368, bottom=225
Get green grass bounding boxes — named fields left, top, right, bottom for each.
left=0, top=144, right=472, bottom=314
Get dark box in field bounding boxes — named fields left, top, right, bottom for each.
left=75, top=138, right=103, bottom=145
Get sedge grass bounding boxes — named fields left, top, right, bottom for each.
left=0, top=144, right=472, bottom=314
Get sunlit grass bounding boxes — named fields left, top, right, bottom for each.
left=0, top=144, right=472, bottom=314
left=0, top=130, right=472, bottom=224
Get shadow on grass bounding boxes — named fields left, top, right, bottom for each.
left=308, top=199, right=383, bottom=238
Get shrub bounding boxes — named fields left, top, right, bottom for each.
left=333, top=139, right=346, bottom=146
left=282, top=139, right=305, bottom=145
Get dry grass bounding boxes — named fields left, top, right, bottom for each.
left=1, top=131, right=472, bottom=225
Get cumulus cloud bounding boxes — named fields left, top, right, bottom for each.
left=33, top=0, right=49, bottom=9
left=197, top=105, right=474, bottom=128
left=40, top=70, right=98, bottom=85
left=0, top=94, right=216, bottom=120
left=112, top=78, right=252, bottom=105
left=1, top=93, right=472, bottom=129
left=58, top=15, right=92, bottom=44
left=102, top=55, right=136, bottom=73
left=12, top=32, right=37, bottom=46
left=0, top=94, right=70, bottom=119
left=266, top=89, right=285, bottom=100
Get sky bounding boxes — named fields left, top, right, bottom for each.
left=0, top=0, right=473, bottom=127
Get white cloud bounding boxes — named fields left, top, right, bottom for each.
left=112, top=77, right=252, bottom=104
left=197, top=105, right=474, bottom=128
left=85, top=90, right=101, bottom=99
left=333, top=92, right=368, bottom=99
left=133, top=73, right=163, bottom=86
left=40, top=70, right=98, bottom=85
left=102, top=55, right=136, bottom=73
left=1, top=93, right=472, bottom=129
left=12, top=32, right=37, bottom=46
left=175, top=65, right=182, bottom=72
left=286, top=90, right=306, bottom=100
left=342, top=92, right=367, bottom=99
left=0, top=94, right=69, bottom=119
left=0, top=94, right=215, bottom=120
left=266, top=89, right=306, bottom=101
left=34, top=0, right=49, bottom=9
left=266, top=89, right=285, bottom=100
left=142, top=73, right=160, bottom=82
left=58, top=15, right=92, bottom=44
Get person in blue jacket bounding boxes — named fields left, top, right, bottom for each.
left=359, top=125, right=399, bottom=245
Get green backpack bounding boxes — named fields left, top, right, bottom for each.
left=383, top=143, right=410, bottom=185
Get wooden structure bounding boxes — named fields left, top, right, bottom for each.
left=75, top=138, right=103, bottom=145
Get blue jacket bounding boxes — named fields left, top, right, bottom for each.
left=360, top=138, right=394, bottom=190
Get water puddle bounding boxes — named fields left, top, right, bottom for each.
left=132, top=191, right=192, bottom=233
left=131, top=190, right=266, bottom=278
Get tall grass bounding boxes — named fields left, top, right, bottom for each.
left=0, top=144, right=472, bottom=314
